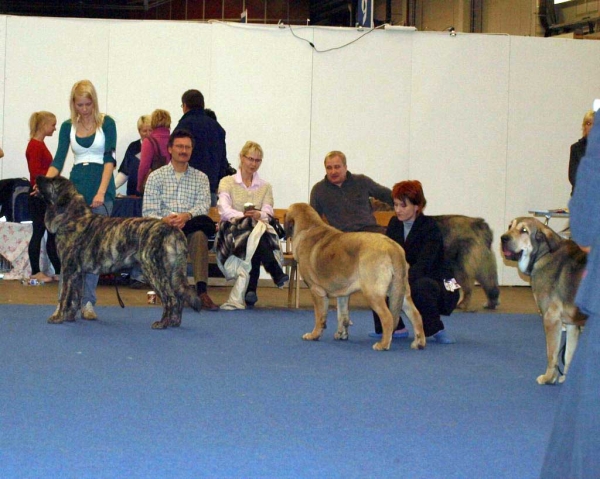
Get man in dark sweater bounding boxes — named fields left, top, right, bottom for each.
left=175, top=89, right=228, bottom=206
left=309, top=150, right=393, bottom=232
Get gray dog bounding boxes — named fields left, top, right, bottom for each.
left=36, top=176, right=201, bottom=329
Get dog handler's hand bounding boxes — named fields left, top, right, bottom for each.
left=91, top=192, right=105, bottom=209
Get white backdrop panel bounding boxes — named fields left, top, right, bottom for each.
left=3, top=16, right=111, bottom=180
left=410, top=32, right=510, bottom=287
left=0, top=16, right=6, bottom=176
left=309, top=28, right=414, bottom=194
left=504, top=36, right=600, bottom=284
left=107, top=20, right=214, bottom=184
left=209, top=23, right=314, bottom=208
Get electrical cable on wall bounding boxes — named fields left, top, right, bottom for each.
left=287, top=23, right=386, bottom=53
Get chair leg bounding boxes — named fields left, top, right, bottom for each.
left=295, top=265, right=301, bottom=308
left=287, top=262, right=296, bottom=308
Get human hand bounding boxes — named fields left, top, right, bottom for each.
left=91, top=192, right=105, bottom=209
left=163, top=212, right=188, bottom=229
left=243, top=209, right=261, bottom=221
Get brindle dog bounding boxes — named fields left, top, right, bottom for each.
left=36, top=176, right=201, bottom=329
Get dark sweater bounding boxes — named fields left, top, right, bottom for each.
left=309, top=171, right=392, bottom=232
left=175, top=108, right=227, bottom=193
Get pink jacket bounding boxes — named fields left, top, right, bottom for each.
left=137, top=127, right=171, bottom=187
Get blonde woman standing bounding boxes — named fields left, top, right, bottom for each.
left=26, top=111, right=61, bottom=283
left=46, top=79, right=117, bottom=320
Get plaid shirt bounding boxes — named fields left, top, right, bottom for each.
left=142, top=163, right=210, bottom=219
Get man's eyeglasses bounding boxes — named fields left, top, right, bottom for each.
left=243, top=155, right=262, bottom=164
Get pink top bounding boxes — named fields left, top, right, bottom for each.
left=137, top=127, right=171, bottom=186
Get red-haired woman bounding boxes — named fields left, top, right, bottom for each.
left=371, top=180, right=459, bottom=343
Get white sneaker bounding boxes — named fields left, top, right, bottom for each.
left=81, top=301, right=97, bottom=320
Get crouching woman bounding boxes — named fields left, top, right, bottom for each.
left=371, top=180, right=460, bottom=343
left=215, top=141, right=288, bottom=309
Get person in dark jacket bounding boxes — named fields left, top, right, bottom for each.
left=175, top=89, right=227, bottom=206
left=540, top=108, right=600, bottom=479
left=568, top=110, right=594, bottom=195
left=371, top=180, right=459, bottom=344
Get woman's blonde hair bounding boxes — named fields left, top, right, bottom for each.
left=150, top=109, right=171, bottom=129
left=69, top=79, right=104, bottom=128
left=582, top=110, right=595, bottom=135
left=137, top=115, right=151, bottom=131
left=28, top=111, right=56, bottom=139
left=239, top=141, right=263, bottom=167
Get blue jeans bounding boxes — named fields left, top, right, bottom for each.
left=83, top=202, right=113, bottom=305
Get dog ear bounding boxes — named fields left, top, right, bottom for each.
left=55, top=190, right=72, bottom=210
left=536, top=226, right=562, bottom=253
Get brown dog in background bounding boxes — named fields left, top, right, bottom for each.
left=501, top=217, right=586, bottom=384
left=285, top=203, right=425, bottom=351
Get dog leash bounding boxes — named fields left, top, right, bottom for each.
left=114, top=280, right=126, bottom=309
left=100, top=203, right=126, bottom=309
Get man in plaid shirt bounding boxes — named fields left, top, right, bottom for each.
left=143, top=129, right=219, bottom=311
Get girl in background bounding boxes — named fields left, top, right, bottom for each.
left=115, top=114, right=151, bottom=196
left=26, top=111, right=61, bottom=283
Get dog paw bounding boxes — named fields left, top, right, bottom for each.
left=151, top=320, right=169, bottom=329
left=302, top=332, right=320, bottom=341
left=536, top=373, right=558, bottom=385
left=411, top=338, right=426, bottom=350
left=372, top=341, right=390, bottom=351
left=47, top=315, right=65, bottom=324
left=334, top=331, right=348, bottom=340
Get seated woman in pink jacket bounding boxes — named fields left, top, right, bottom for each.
left=137, top=109, right=171, bottom=192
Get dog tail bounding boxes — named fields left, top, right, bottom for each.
left=471, top=217, right=494, bottom=249
left=387, top=247, right=409, bottom=323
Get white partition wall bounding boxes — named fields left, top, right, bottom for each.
left=309, top=27, right=414, bottom=192
left=1, top=15, right=600, bottom=285
left=107, top=20, right=214, bottom=171
left=0, top=17, right=6, bottom=156
left=504, top=36, right=600, bottom=284
left=410, top=32, right=511, bottom=284
left=209, top=22, right=314, bottom=209
left=3, top=16, right=111, bottom=180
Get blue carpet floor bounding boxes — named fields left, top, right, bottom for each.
left=0, top=305, right=560, bottom=478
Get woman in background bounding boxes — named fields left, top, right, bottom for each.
left=46, top=79, right=117, bottom=320
left=137, top=109, right=171, bottom=193
left=216, top=141, right=288, bottom=309
left=115, top=114, right=151, bottom=196
left=26, top=111, right=61, bottom=283
left=371, top=180, right=459, bottom=344
left=568, top=110, right=594, bottom=195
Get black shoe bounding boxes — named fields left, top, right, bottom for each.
left=130, top=279, right=148, bottom=290
left=274, top=274, right=289, bottom=289
left=245, top=290, right=258, bottom=309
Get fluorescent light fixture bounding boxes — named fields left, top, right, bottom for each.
left=554, top=0, right=573, bottom=4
